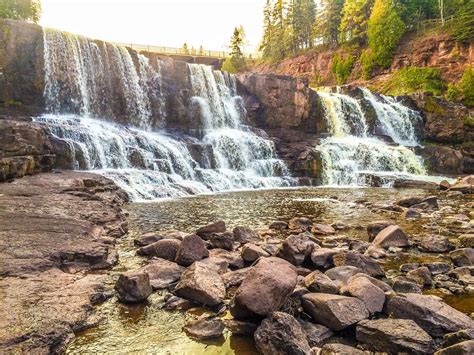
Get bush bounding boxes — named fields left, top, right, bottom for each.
left=445, top=83, right=461, bottom=102
left=451, top=1, right=474, bottom=42
left=0, top=0, right=41, bottom=23
left=360, top=49, right=374, bottom=79
left=383, top=67, right=445, bottom=96
left=459, top=65, right=474, bottom=106
left=331, top=53, right=355, bottom=84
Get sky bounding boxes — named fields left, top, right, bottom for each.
left=40, top=0, right=267, bottom=53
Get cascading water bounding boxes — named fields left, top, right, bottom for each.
left=315, top=88, right=428, bottom=186
left=39, top=28, right=293, bottom=200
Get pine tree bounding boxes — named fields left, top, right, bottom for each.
left=314, top=0, right=344, bottom=46
left=223, top=26, right=247, bottom=73
left=0, top=0, right=41, bottom=23
left=340, top=0, right=375, bottom=44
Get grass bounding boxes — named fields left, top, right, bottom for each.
left=381, top=67, right=445, bottom=96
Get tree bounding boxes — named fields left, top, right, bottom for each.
left=451, top=0, right=474, bottom=42
left=290, top=0, right=316, bottom=50
left=259, top=0, right=292, bottom=61
left=223, top=26, right=247, bottom=73
left=367, top=0, right=405, bottom=68
left=313, top=0, right=345, bottom=46
left=182, top=43, right=189, bottom=55
left=398, top=0, right=437, bottom=30
left=0, top=0, right=41, bottom=23
left=459, top=65, right=474, bottom=106
left=340, top=0, right=375, bottom=44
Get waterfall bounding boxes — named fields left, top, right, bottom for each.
left=39, top=28, right=294, bottom=200
left=315, top=88, right=427, bottom=186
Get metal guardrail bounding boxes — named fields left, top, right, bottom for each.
left=116, top=42, right=257, bottom=59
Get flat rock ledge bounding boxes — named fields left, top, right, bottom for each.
left=0, top=172, right=129, bottom=353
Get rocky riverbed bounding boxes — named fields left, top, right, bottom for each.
left=63, top=177, right=473, bottom=354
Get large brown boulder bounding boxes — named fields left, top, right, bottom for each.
left=230, top=257, right=297, bottom=319
left=356, top=319, right=436, bottom=354
left=175, top=234, right=209, bottom=266
left=115, top=271, right=152, bottom=303
left=387, top=293, right=474, bottom=337
left=140, top=258, right=185, bottom=290
left=196, top=220, right=226, bottom=240
left=332, top=251, right=384, bottom=277
left=183, top=318, right=224, bottom=339
left=232, top=226, right=260, bottom=244
left=435, top=340, right=474, bottom=355
left=367, top=220, right=394, bottom=242
left=254, top=312, right=311, bottom=355
left=372, top=225, right=409, bottom=249
left=304, top=270, right=339, bottom=294
left=449, top=248, right=474, bottom=267
left=174, top=262, right=225, bottom=306
left=341, top=276, right=385, bottom=314
left=136, top=239, right=181, bottom=260
left=276, top=233, right=315, bottom=265
left=301, top=293, right=369, bottom=331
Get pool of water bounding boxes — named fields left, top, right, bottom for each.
left=67, top=187, right=473, bottom=354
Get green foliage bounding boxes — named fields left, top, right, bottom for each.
left=383, top=67, right=445, bottom=95
left=339, top=0, right=374, bottom=44
left=331, top=52, right=355, bottom=84
left=464, top=116, right=474, bottom=127
left=0, top=0, right=41, bottom=23
left=451, top=1, right=474, bottom=42
left=399, top=0, right=437, bottom=29
left=360, top=49, right=374, bottom=79
left=289, top=0, right=316, bottom=50
left=367, top=0, right=405, bottom=68
left=222, top=57, right=237, bottom=74
left=223, top=26, right=247, bottom=73
left=313, top=0, right=344, bottom=46
left=459, top=65, right=474, bottom=106
left=445, top=83, right=461, bottom=101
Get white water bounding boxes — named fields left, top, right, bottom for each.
left=316, top=88, right=428, bottom=186
left=40, top=29, right=294, bottom=200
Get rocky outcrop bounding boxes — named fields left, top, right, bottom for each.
left=0, top=172, right=128, bottom=353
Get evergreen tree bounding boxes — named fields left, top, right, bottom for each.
left=223, top=26, right=247, bottom=73
left=340, top=0, right=375, bottom=44
left=314, top=0, right=344, bottom=46
left=0, top=0, right=41, bottom=23
left=367, top=0, right=405, bottom=68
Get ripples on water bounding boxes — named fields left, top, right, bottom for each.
left=67, top=187, right=473, bottom=354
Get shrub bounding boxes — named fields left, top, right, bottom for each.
left=221, top=57, right=237, bottom=74
left=451, top=1, right=474, bottom=43
left=445, top=83, right=461, bottom=102
left=459, top=66, right=474, bottom=106
left=360, top=49, right=374, bottom=79
left=331, top=53, right=355, bottom=84
left=383, top=67, right=445, bottom=96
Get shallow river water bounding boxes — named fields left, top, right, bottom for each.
left=67, top=187, right=473, bottom=354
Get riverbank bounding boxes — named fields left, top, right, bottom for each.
left=0, top=172, right=128, bottom=353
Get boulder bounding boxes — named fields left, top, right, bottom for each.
left=435, top=340, right=474, bottom=355
left=241, top=243, right=270, bottom=262
left=386, top=293, right=474, bottom=337
left=418, top=235, right=454, bottom=253
left=133, top=232, right=163, bottom=247
left=209, top=248, right=245, bottom=269
left=349, top=240, right=371, bottom=254
left=423, top=262, right=452, bottom=275
left=230, top=257, right=297, bottom=319
left=396, top=196, right=424, bottom=207
left=298, top=320, right=333, bottom=347
left=254, top=312, right=311, bottom=355
left=442, top=329, right=474, bottom=347
left=304, top=270, right=339, bottom=294
left=372, top=225, right=409, bottom=249
left=459, top=234, right=474, bottom=248
left=392, top=278, right=422, bottom=294
left=450, top=248, right=474, bottom=267
left=115, top=271, right=152, bottom=303
left=347, top=273, right=393, bottom=292
left=367, top=220, right=394, bottom=242
left=404, top=208, right=422, bottom=219
left=440, top=180, right=451, bottom=190
left=136, top=239, right=181, bottom=260
left=332, top=251, right=384, bottom=277
left=407, top=267, right=432, bottom=286
left=449, top=176, right=474, bottom=194
left=223, top=319, right=258, bottom=335
left=311, top=224, right=335, bottom=236
left=412, top=196, right=439, bottom=210
left=301, top=293, right=369, bottom=331
left=141, top=258, right=185, bottom=290
left=196, top=220, right=226, bottom=240
left=222, top=268, right=250, bottom=288
left=209, top=232, right=234, bottom=251
left=325, top=266, right=365, bottom=287
left=276, top=233, right=314, bottom=266
left=175, top=234, right=209, bottom=266
left=183, top=318, right=224, bottom=339
left=269, top=221, right=288, bottom=231
left=174, top=262, right=225, bottom=306
left=364, top=245, right=386, bottom=259
left=163, top=296, right=195, bottom=310
left=320, top=343, right=366, bottom=354
left=341, top=276, right=385, bottom=314
left=288, top=217, right=313, bottom=231
left=233, top=226, right=260, bottom=244
left=311, top=248, right=338, bottom=268
left=356, top=319, right=435, bottom=354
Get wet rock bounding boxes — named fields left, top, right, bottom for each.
left=404, top=208, right=422, bottom=219
left=400, top=263, right=421, bottom=273
left=233, top=226, right=260, bottom=244
left=183, top=318, right=224, bottom=339
left=137, top=239, right=181, bottom=260
left=364, top=245, right=386, bottom=259
left=222, top=268, right=250, bottom=288
left=450, top=248, right=474, bottom=267
left=325, top=266, right=365, bottom=287
left=407, top=266, right=432, bottom=286
left=298, top=320, right=333, bottom=347
left=230, top=257, right=297, bottom=319
left=435, top=340, right=474, bottom=354
left=288, top=217, right=313, bottom=231
left=311, top=224, right=335, bottom=236
left=115, top=271, right=152, bottom=303
left=333, top=251, right=384, bottom=277
left=209, top=232, right=234, bottom=251
left=347, top=273, right=393, bottom=292
left=196, top=220, right=226, bottom=240
left=341, top=276, right=385, bottom=314
left=133, top=232, right=163, bottom=247
left=320, top=343, right=366, bottom=355
left=356, top=319, right=435, bottom=354
left=459, top=234, right=474, bottom=248
left=372, top=225, right=409, bottom=249
left=174, top=262, right=225, bottom=306
left=296, top=266, right=313, bottom=276
left=141, top=258, right=185, bottom=290
left=367, top=220, right=394, bottom=242
left=392, top=278, right=423, bottom=294
left=269, top=220, right=288, bottom=231
left=163, top=296, right=195, bottom=310
left=223, top=319, right=258, bottom=335
left=241, top=243, right=270, bottom=262
left=449, top=176, right=474, bottom=194
left=349, top=240, right=370, bottom=254
left=254, top=312, right=311, bottom=355
left=396, top=196, right=424, bottom=207
left=304, top=270, right=339, bottom=294
left=386, top=293, right=474, bottom=337
left=423, top=262, right=452, bottom=275
left=311, top=248, right=338, bottom=268
left=199, top=256, right=229, bottom=274
left=175, top=234, right=209, bottom=266
left=276, top=233, right=315, bottom=266
left=440, top=180, right=451, bottom=191
left=302, top=293, right=369, bottom=331
left=442, top=329, right=474, bottom=347
left=448, top=266, right=474, bottom=284
left=417, top=235, right=454, bottom=253
left=209, top=249, right=245, bottom=269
